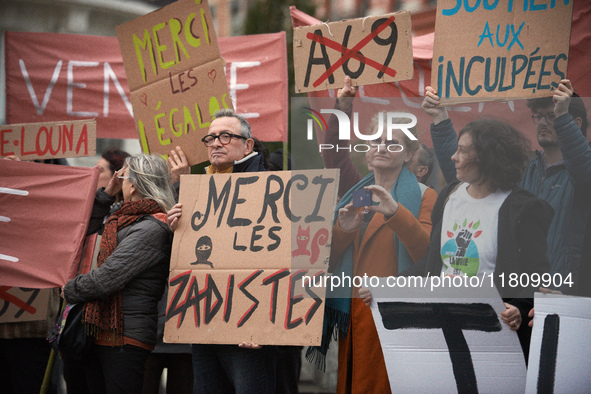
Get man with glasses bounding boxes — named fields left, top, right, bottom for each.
left=200, top=109, right=266, bottom=174
left=167, top=109, right=275, bottom=393
left=520, top=81, right=590, bottom=291
left=423, top=79, right=591, bottom=294
left=167, top=109, right=266, bottom=182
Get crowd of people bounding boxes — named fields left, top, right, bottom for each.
left=1, top=75, right=589, bottom=393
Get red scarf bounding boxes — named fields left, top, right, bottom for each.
left=83, top=198, right=163, bottom=338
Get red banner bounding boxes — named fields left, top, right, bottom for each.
left=219, top=32, right=288, bottom=142
left=5, top=31, right=288, bottom=142
left=0, top=160, right=98, bottom=288
left=5, top=32, right=133, bottom=140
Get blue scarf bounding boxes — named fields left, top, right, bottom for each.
left=306, top=166, right=422, bottom=369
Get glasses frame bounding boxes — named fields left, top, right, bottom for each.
left=531, top=112, right=557, bottom=125
left=201, top=132, right=247, bottom=147
left=117, top=175, right=130, bottom=180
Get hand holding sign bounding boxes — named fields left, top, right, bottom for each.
left=421, top=86, right=449, bottom=125
left=167, top=203, right=183, bottom=232
left=336, top=76, right=359, bottom=111
left=501, top=302, right=522, bottom=331
left=168, top=146, right=190, bottom=184
left=553, top=79, right=574, bottom=117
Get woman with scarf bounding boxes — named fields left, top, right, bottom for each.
left=309, top=86, right=438, bottom=392
left=63, top=154, right=176, bottom=393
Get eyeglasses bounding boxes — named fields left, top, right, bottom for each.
left=117, top=175, right=130, bottom=180
left=202, top=132, right=247, bottom=147
left=531, top=112, right=556, bottom=125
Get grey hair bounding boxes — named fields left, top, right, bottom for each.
left=212, top=109, right=252, bottom=138
left=416, top=143, right=435, bottom=182
left=125, top=154, right=176, bottom=212
left=367, top=111, right=420, bottom=154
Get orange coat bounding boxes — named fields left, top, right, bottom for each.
left=330, top=187, right=437, bottom=393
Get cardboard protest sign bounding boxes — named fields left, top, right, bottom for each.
left=293, top=12, right=413, bottom=93
left=370, top=283, right=526, bottom=393
left=525, top=293, right=591, bottom=393
left=164, top=169, right=339, bottom=345
left=116, top=0, right=232, bottom=166
left=290, top=6, right=591, bottom=153
left=0, top=120, right=96, bottom=161
left=432, top=0, right=574, bottom=105
left=0, top=287, right=50, bottom=324
left=0, top=160, right=98, bottom=288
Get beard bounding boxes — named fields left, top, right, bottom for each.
left=537, top=134, right=559, bottom=148
left=537, top=125, right=559, bottom=148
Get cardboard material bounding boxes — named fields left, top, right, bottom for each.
left=0, top=160, right=99, bottom=288
left=290, top=6, right=591, bottom=151
left=116, top=0, right=232, bottom=165
left=0, top=287, right=50, bottom=324
left=165, top=169, right=339, bottom=345
left=370, top=283, right=526, bottom=393
left=432, top=0, right=574, bottom=105
left=116, top=0, right=219, bottom=91
left=0, top=120, right=96, bottom=160
left=130, top=58, right=230, bottom=166
left=165, top=268, right=326, bottom=345
left=293, top=12, right=413, bottom=93
left=525, top=293, right=591, bottom=393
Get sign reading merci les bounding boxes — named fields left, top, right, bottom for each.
left=116, top=0, right=232, bottom=166
left=164, top=169, right=339, bottom=346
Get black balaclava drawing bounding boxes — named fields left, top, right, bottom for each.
left=191, top=236, right=213, bottom=268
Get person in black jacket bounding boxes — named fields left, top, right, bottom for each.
left=167, top=109, right=276, bottom=394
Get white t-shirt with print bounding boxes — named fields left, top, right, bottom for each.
left=440, top=183, right=510, bottom=278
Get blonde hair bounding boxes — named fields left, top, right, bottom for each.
left=367, top=111, right=420, bottom=154
left=126, top=154, right=176, bottom=211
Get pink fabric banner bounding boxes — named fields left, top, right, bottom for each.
left=0, top=160, right=98, bottom=288
left=5, top=31, right=288, bottom=142
left=219, top=32, right=288, bottom=142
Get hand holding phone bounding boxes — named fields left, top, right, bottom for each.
left=352, top=189, right=372, bottom=208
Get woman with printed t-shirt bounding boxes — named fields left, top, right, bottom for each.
left=308, top=82, right=438, bottom=393
left=399, top=104, right=553, bottom=359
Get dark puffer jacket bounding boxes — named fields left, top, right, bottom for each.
left=64, top=189, right=172, bottom=346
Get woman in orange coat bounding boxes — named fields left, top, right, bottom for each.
left=310, top=100, right=437, bottom=392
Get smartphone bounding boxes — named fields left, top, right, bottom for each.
left=352, top=189, right=372, bottom=207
